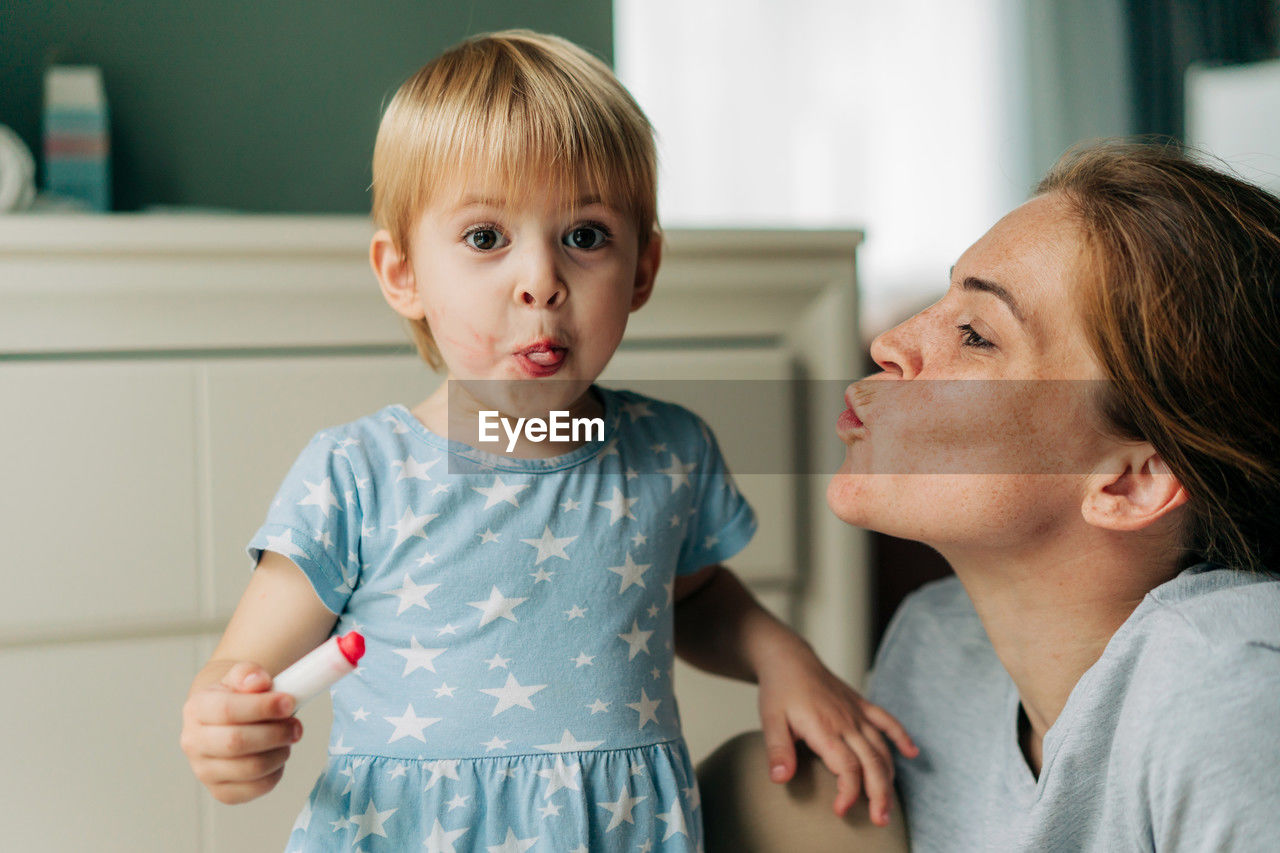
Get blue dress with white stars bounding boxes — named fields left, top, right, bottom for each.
left=246, top=385, right=756, bottom=852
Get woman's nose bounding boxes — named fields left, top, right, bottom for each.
left=515, top=245, right=567, bottom=308
left=868, top=314, right=924, bottom=379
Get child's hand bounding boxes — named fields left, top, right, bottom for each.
left=756, top=646, right=918, bottom=827
left=180, top=661, right=303, bottom=805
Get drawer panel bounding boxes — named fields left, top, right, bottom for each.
left=0, top=361, right=200, bottom=634
left=0, top=636, right=203, bottom=850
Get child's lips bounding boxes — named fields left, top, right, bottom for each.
left=522, top=347, right=565, bottom=367
left=514, top=341, right=568, bottom=376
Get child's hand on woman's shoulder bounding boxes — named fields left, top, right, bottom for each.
left=756, top=641, right=919, bottom=826
left=180, top=661, right=303, bottom=804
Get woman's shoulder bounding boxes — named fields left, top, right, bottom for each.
left=1140, top=564, right=1280, bottom=653
left=1115, top=566, right=1280, bottom=738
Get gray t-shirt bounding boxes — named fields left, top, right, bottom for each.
left=868, top=564, right=1280, bottom=851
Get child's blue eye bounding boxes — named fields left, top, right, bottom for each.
left=464, top=228, right=506, bottom=251
left=564, top=225, right=610, bottom=250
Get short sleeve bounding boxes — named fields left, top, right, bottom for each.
left=676, top=416, right=757, bottom=575
left=245, top=431, right=364, bottom=615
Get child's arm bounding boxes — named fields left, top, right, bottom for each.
left=673, top=564, right=918, bottom=827
left=180, top=549, right=339, bottom=804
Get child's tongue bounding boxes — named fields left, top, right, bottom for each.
left=525, top=348, right=564, bottom=366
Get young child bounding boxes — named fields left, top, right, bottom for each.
left=180, top=30, right=915, bottom=851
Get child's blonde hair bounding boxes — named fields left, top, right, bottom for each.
left=371, top=29, right=659, bottom=368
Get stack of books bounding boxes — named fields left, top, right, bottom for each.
left=43, top=65, right=111, bottom=211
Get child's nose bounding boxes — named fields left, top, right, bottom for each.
left=515, top=249, right=567, bottom=308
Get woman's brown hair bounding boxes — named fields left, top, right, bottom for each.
left=1039, top=140, right=1280, bottom=575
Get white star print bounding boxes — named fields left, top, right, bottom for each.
left=415, top=549, right=437, bottom=567
left=351, top=707, right=370, bottom=722
left=299, top=477, right=341, bottom=518
left=383, top=413, right=409, bottom=434
left=588, top=699, right=610, bottom=714
left=391, top=636, right=446, bottom=676
left=434, top=682, right=457, bottom=698
left=485, top=652, right=511, bottom=670
left=618, top=620, right=654, bottom=659
left=388, top=506, right=437, bottom=547
left=313, top=529, right=333, bottom=549
left=468, top=587, right=528, bottom=627
left=631, top=531, right=647, bottom=547
left=530, top=567, right=554, bottom=583
left=423, top=818, right=468, bottom=853
left=621, top=399, right=654, bottom=422
left=536, top=756, right=582, bottom=798
left=627, top=688, right=662, bottom=729
left=564, top=605, right=587, bottom=620
left=383, top=704, right=440, bottom=743
left=573, top=651, right=594, bottom=667
left=472, top=475, right=530, bottom=509
left=684, top=784, right=702, bottom=810
left=657, top=798, right=690, bottom=839
left=348, top=799, right=396, bottom=843
left=264, top=530, right=307, bottom=560
left=647, top=603, right=661, bottom=618
left=480, top=674, right=547, bottom=715
left=519, top=525, right=576, bottom=564
left=483, top=735, right=511, bottom=751
left=387, top=763, right=407, bottom=779
left=598, top=785, right=646, bottom=832
left=657, top=453, right=698, bottom=493
left=383, top=574, right=440, bottom=615
left=486, top=828, right=537, bottom=853
left=560, top=497, right=581, bottom=511
left=606, top=552, right=651, bottom=593
left=446, top=792, right=470, bottom=811
left=596, top=487, right=639, bottom=524
left=437, top=623, right=459, bottom=636
left=534, top=729, right=605, bottom=752
left=290, top=800, right=312, bottom=834
left=478, top=528, right=501, bottom=544
left=669, top=514, right=682, bottom=527
left=538, top=801, right=561, bottom=818
left=392, top=455, right=440, bottom=482
left=424, top=759, right=461, bottom=790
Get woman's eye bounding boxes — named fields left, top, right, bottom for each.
left=464, top=228, right=506, bottom=251
left=957, top=323, right=995, bottom=349
left=564, top=225, right=610, bottom=250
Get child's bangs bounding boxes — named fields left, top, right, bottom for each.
left=422, top=96, right=646, bottom=224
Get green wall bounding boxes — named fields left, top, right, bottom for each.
left=0, top=1, right=613, bottom=212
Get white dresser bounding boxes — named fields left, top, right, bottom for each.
left=0, top=215, right=867, bottom=852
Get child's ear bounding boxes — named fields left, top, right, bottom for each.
left=630, top=231, right=662, bottom=312
left=370, top=229, right=423, bottom=320
left=1081, top=446, right=1188, bottom=532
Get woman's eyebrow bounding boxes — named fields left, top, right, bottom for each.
left=951, top=266, right=1027, bottom=324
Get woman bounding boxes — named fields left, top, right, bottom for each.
left=698, top=141, right=1280, bottom=851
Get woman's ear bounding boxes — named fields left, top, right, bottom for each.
left=371, top=229, right=423, bottom=320
left=1081, top=446, right=1188, bottom=532
left=630, top=231, right=662, bottom=312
